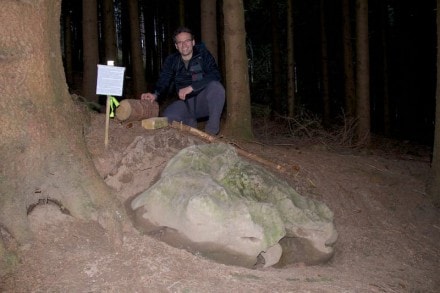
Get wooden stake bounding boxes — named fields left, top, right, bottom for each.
left=104, top=60, right=114, bottom=149
left=104, top=95, right=110, bottom=148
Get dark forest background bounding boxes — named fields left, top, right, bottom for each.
left=61, top=0, right=437, bottom=146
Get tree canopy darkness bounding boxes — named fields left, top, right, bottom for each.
left=61, top=0, right=437, bottom=145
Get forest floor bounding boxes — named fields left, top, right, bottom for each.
left=1, top=112, right=440, bottom=292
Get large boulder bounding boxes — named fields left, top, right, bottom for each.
left=131, top=143, right=337, bottom=268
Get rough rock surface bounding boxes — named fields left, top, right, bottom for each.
left=131, top=143, right=338, bottom=268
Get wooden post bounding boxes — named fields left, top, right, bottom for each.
left=104, top=60, right=114, bottom=148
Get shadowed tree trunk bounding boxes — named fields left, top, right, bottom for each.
left=121, top=0, right=131, bottom=85
left=428, top=0, right=440, bottom=206
left=379, top=0, right=391, bottom=136
left=201, top=0, right=218, bottom=61
left=143, top=0, right=156, bottom=82
left=355, top=0, right=371, bottom=145
left=222, top=0, right=253, bottom=139
left=320, top=0, right=331, bottom=127
left=82, top=0, right=99, bottom=102
left=128, top=0, right=147, bottom=98
left=217, top=0, right=226, bottom=78
left=342, top=0, right=356, bottom=118
left=270, top=0, right=282, bottom=115
left=287, top=0, right=296, bottom=117
left=0, top=0, right=125, bottom=273
left=102, top=0, right=118, bottom=63
left=62, top=1, right=73, bottom=87
left=179, top=0, right=185, bottom=26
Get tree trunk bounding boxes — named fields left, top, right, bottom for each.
left=179, top=0, right=185, bottom=26
left=82, top=0, right=99, bottom=102
left=320, top=0, right=331, bottom=127
left=379, top=0, right=391, bottom=136
left=0, top=0, right=124, bottom=272
left=270, top=0, right=283, bottom=115
left=102, top=0, right=118, bottom=63
left=222, top=0, right=253, bottom=139
left=427, top=0, right=440, bottom=206
left=128, top=0, right=147, bottom=98
left=355, top=0, right=371, bottom=145
left=62, top=1, right=73, bottom=87
left=143, top=0, right=155, bottom=82
left=286, top=0, right=296, bottom=117
left=121, top=0, right=132, bottom=86
left=217, top=0, right=226, bottom=78
left=342, top=0, right=356, bottom=118
left=201, top=0, right=218, bottom=61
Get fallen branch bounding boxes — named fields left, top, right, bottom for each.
left=170, top=121, right=299, bottom=174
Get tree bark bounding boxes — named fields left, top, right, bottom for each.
left=82, top=0, right=99, bottom=102
left=320, top=0, right=331, bottom=127
left=201, top=0, right=218, bottom=61
left=379, top=0, right=391, bottom=136
left=428, top=0, right=440, bottom=206
left=102, top=0, right=118, bottom=63
left=62, top=1, right=73, bottom=87
left=179, top=0, right=185, bottom=26
left=342, top=0, right=356, bottom=118
left=286, top=0, right=296, bottom=118
left=222, top=0, right=253, bottom=139
left=143, top=0, right=156, bottom=81
left=121, top=0, right=132, bottom=84
left=355, top=0, right=371, bottom=145
left=270, top=0, right=283, bottom=115
left=0, top=0, right=125, bottom=271
left=128, top=0, right=147, bottom=98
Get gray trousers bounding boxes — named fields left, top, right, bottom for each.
left=163, top=81, right=225, bottom=135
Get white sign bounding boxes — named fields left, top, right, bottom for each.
left=96, top=64, right=126, bottom=96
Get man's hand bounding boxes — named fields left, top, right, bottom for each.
left=140, top=93, right=157, bottom=102
left=178, top=86, right=193, bottom=100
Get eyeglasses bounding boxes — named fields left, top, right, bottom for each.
left=175, top=39, right=193, bottom=46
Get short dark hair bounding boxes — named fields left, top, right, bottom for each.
left=173, top=26, right=194, bottom=43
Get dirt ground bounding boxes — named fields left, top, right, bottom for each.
left=1, top=113, right=439, bottom=292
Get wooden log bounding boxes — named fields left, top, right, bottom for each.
left=169, top=121, right=299, bottom=174
left=115, top=99, right=159, bottom=122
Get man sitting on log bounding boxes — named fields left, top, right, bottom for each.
left=141, top=26, right=225, bottom=135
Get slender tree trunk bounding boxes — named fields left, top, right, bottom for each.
left=201, top=0, right=218, bottom=61
left=320, top=0, right=331, bottom=127
left=355, top=0, right=371, bottom=145
left=0, top=0, right=124, bottom=272
left=379, top=0, right=391, bottom=136
left=143, top=0, right=155, bottom=82
left=270, top=0, right=282, bottom=115
left=222, top=0, right=253, bottom=139
left=164, top=1, right=175, bottom=59
left=287, top=0, right=296, bottom=117
left=217, top=0, right=226, bottom=78
left=82, top=0, right=99, bottom=102
left=121, top=0, right=131, bottom=83
left=342, top=0, right=356, bottom=118
left=179, top=0, right=185, bottom=26
left=102, top=0, right=118, bottom=63
left=63, top=2, right=74, bottom=87
left=428, top=0, right=440, bottom=206
left=128, top=0, right=147, bottom=98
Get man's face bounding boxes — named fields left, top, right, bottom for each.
left=175, top=32, right=195, bottom=59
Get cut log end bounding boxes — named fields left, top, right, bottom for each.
left=115, top=100, right=132, bottom=121
left=115, top=99, right=159, bottom=122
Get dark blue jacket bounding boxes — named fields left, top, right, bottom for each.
left=153, top=44, right=221, bottom=99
